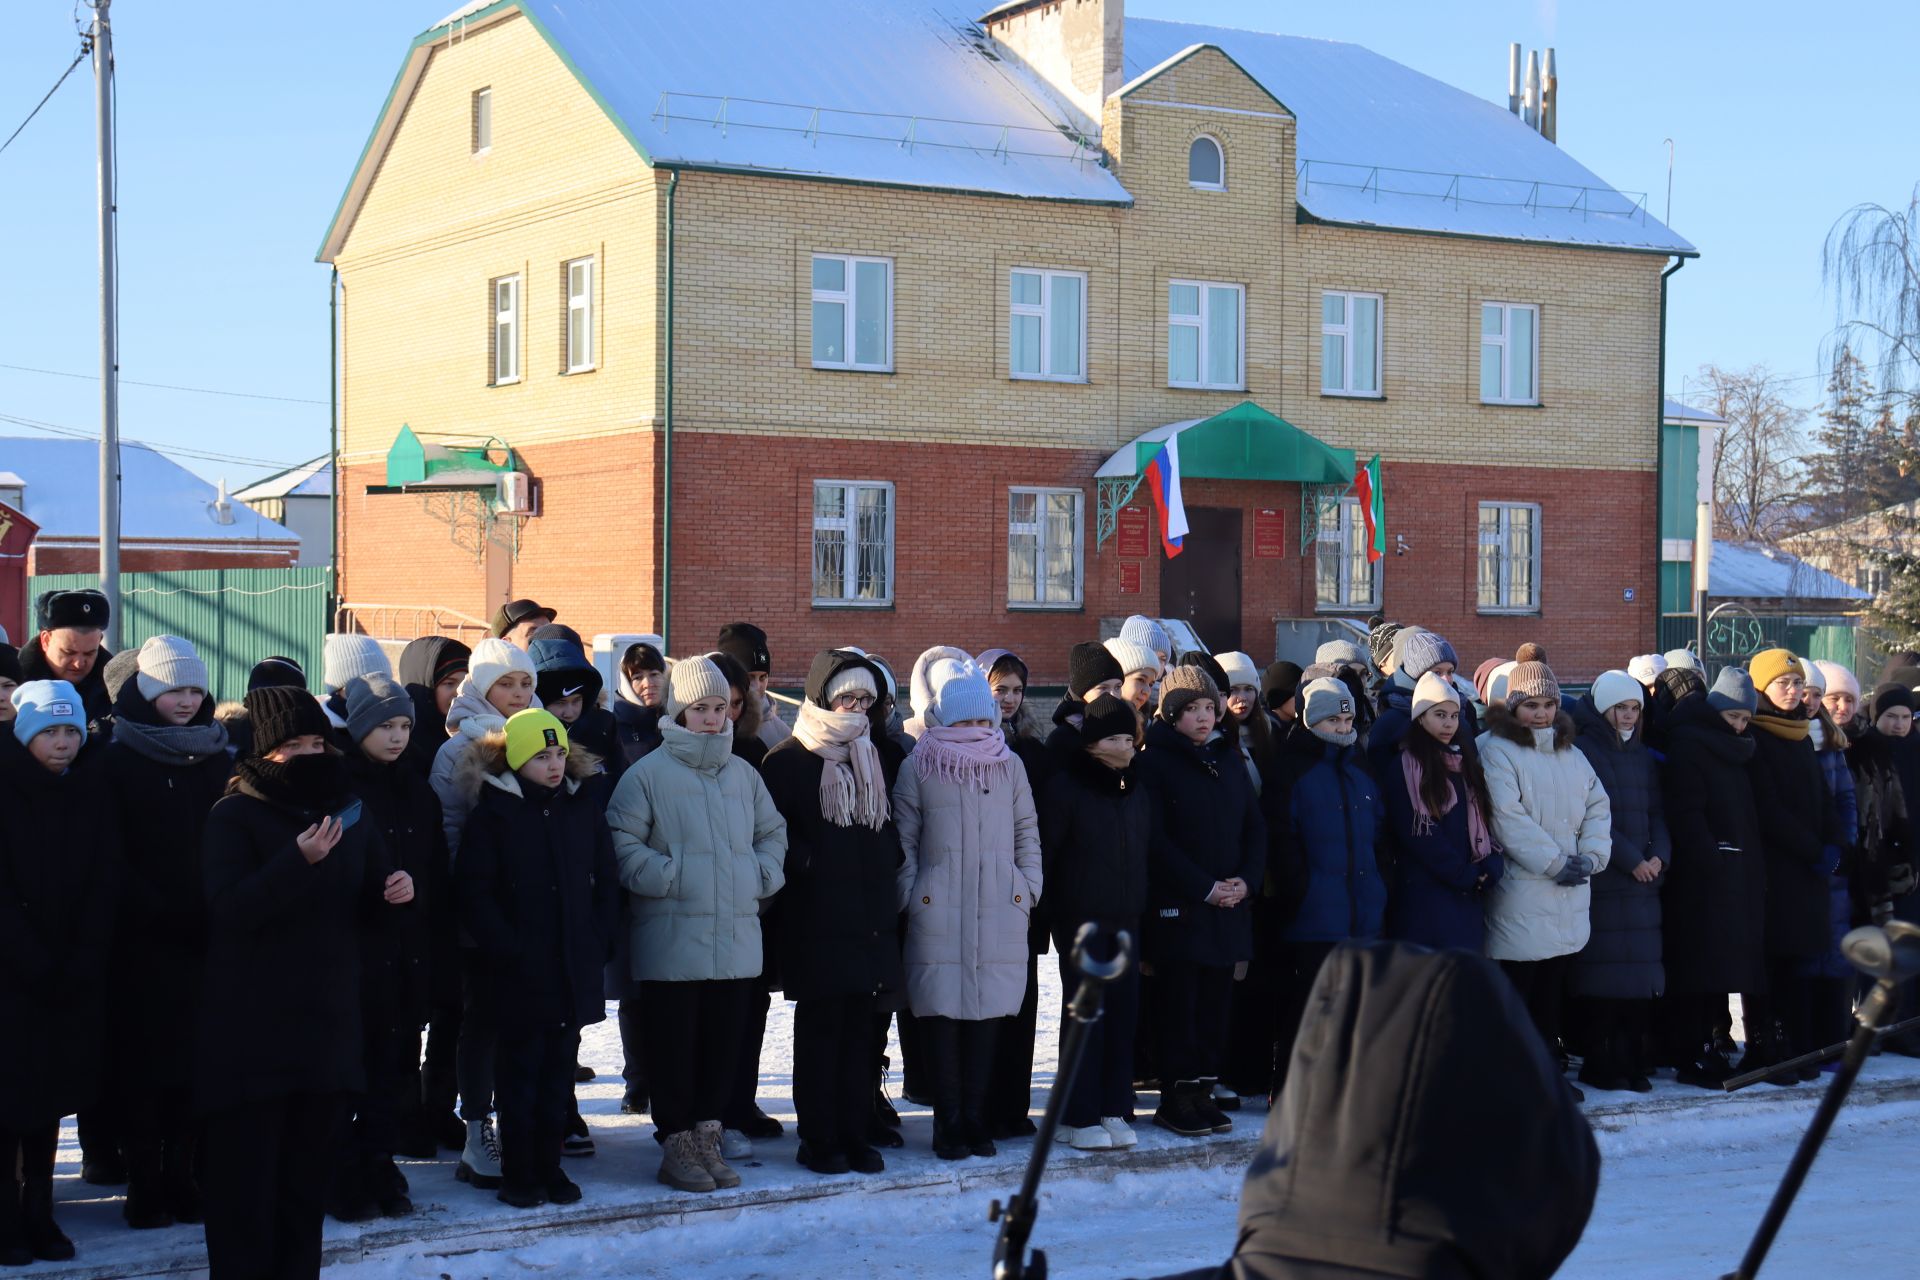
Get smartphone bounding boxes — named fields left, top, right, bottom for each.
left=330, top=798, right=363, bottom=831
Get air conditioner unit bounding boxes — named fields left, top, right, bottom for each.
left=496, top=471, right=536, bottom=516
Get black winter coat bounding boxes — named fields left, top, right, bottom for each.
left=0, top=742, right=118, bottom=1127
left=344, top=750, right=452, bottom=1022
left=1039, top=749, right=1152, bottom=945
left=1659, top=695, right=1766, bottom=995
left=1747, top=706, right=1837, bottom=960
left=397, top=635, right=467, bottom=780
left=1570, top=699, right=1669, bottom=1000
left=611, top=699, right=664, bottom=774
left=1137, top=717, right=1267, bottom=968
left=19, top=636, right=114, bottom=761
left=455, top=771, right=621, bottom=1033
left=1010, top=732, right=1055, bottom=954
left=198, top=761, right=394, bottom=1107
left=1846, top=729, right=1912, bottom=913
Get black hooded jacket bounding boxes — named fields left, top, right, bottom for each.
left=1155, top=943, right=1598, bottom=1280
left=1659, top=692, right=1767, bottom=995
left=397, top=636, right=470, bottom=779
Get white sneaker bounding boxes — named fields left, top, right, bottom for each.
left=721, top=1128, right=753, bottom=1160
left=1055, top=1124, right=1114, bottom=1151
left=1098, top=1116, right=1138, bottom=1147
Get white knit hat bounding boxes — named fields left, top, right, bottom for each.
left=824, top=663, right=878, bottom=705
left=1591, top=670, right=1645, bottom=715
left=134, top=635, right=209, bottom=700
left=1627, top=654, right=1668, bottom=686
left=322, top=633, right=392, bottom=693
left=1812, top=660, right=1859, bottom=699
left=1410, top=670, right=1460, bottom=721
left=1663, top=648, right=1703, bottom=674
left=928, top=659, right=997, bottom=726
left=467, top=637, right=536, bottom=700
left=1104, top=637, right=1160, bottom=679
left=667, top=656, right=732, bottom=718
left=1215, top=651, right=1259, bottom=690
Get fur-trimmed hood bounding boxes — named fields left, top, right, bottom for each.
left=1483, top=702, right=1576, bottom=751
left=453, top=727, right=602, bottom=805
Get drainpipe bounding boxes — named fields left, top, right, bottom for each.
left=329, top=266, right=340, bottom=626
left=1656, top=254, right=1686, bottom=652
left=661, top=169, right=679, bottom=652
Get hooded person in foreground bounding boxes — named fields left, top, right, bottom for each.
left=1151, top=941, right=1599, bottom=1280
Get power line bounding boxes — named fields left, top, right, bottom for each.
left=0, top=361, right=327, bottom=406
left=0, top=410, right=302, bottom=470
left=0, top=46, right=87, bottom=158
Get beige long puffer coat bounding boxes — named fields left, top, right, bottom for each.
left=1477, top=706, right=1613, bottom=963
left=606, top=721, right=788, bottom=983
left=893, top=756, right=1042, bottom=1020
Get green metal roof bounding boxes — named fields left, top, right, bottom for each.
left=1095, top=401, right=1353, bottom=484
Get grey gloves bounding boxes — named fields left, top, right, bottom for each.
left=1552, top=853, right=1594, bottom=887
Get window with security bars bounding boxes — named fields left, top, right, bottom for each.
left=812, top=481, right=894, bottom=606
left=1478, top=502, right=1541, bottom=612
left=1315, top=495, right=1380, bottom=611
left=1007, top=488, right=1082, bottom=607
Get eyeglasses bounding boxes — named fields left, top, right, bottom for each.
left=832, top=694, right=877, bottom=711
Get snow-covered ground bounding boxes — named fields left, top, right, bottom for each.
left=31, top=958, right=1920, bottom=1279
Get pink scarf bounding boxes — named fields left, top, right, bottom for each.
left=1401, top=749, right=1495, bottom=863
left=913, top=725, right=1015, bottom=791
left=793, top=701, right=890, bottom=831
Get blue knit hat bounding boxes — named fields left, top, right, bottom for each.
left=928, top=659, right=996, bottom=726
left=11, top=679, right=87, bottom=748
left=1707, top=668, right=1758, bottom=714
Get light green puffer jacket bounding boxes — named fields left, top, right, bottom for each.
left=606, top=721, right=788, bottom=982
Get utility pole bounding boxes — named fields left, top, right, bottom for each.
left=89, top=0, right=120, bottom=648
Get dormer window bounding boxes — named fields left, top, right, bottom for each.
left=1188, top=136, right=1224, bottom=189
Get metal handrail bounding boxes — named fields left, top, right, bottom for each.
left=335, top=601, right=491, bottom=642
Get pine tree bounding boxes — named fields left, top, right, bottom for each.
left=1803, top=347, right=1882, bottom=525
left=1858, top=399, right=1920, bottom=647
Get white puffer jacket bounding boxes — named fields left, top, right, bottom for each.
left=1477, top=706, right=1613, bottom=962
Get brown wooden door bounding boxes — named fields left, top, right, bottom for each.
left=1159, top=506, right=1242, bottom=654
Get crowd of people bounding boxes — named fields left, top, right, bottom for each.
left=3, top=585, right=1918, bottom=1278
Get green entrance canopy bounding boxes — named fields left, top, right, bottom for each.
left=1093, top=401, right=1355, bottom=485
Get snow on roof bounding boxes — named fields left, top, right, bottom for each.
left=1122, top=19, right=1694, bottom=255
left=1664, top=397, right=1726, bottom=424
left=0, top=438, right=297, bottom=544
left=1710, top=540, right=1869, bottom=602
left=233, top=457, right=332, bottom=502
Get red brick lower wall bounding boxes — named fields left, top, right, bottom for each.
left=338, top=432, right=1655, bottom=686
left=28, top=544, right=295, bottom=574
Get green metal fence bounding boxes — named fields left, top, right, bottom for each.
left=28, top=568, right=330, bottom=703
left=1658, top=616, right=1859, bottom=680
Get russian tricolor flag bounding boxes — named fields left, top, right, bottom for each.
left=1143, top=436, right=1188, bottom=558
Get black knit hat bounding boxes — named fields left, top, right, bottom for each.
left=248, top=655, right=308, bottom=692
left=1179, top=650, right=1230, bottom=695
left=716, top=622, right=772, bottom=674
left=36, top=588, right=109, bottom=632
left=244, top=685, right=331, bottom=757
left=1871, top=682, right=1915, bottom=721
left=1262, top=660, right=1304, bottom=711
left=1068, top=641, right=1124, bottom=698
left=1079, top=693, right=1138, bottom=744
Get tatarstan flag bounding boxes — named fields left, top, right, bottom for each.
left=1355, top=454, right=1385, bottom=563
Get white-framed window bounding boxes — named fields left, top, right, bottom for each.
left=472, top=88, right=492, bottom=154
left=1188, top=135, right=1224, bottom=189
left=491, top=274, right=520, bottom=385
left=1315, top=495, right=1381, bottom=611
left=1478, top=502, right=1542, bottom=613
left=1009, top=269, right=1086, bottom=381
left=1321, top=290, right=1382, bottom=396
left=812, top=480, right=894, bottom=606
left=565, top=256, right=595, bottom=373
left=1007, top=487, right=1083, bottom=607
left=1479, top=301, right=1539, bottom=404
left=811, top=254, right=893, bottom=371
left=1167, top=279, right=1244, bottom=390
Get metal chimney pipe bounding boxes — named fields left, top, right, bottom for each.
left=1523, top=49, right=1541, bottom=130
left=1542, top=48, right=1558, bottom=142
left=1508, top=43, right=1522, bottom=114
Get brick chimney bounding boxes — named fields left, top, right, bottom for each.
left=981, top=0, right=1124, bottom=133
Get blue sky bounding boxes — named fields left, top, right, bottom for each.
left=0, top=0, right=1911, bottom=486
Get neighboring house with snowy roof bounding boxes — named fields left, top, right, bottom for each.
left=318, top=0, right=1694, bottom=680
left=0, top=438, right=299, bottom=574
left=235, top=458, right=333, bottom=568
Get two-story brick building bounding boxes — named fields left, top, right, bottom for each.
left=318, top=0, right=1695, bottom=683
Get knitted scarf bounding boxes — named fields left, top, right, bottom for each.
left=792, top=700, right=890, bottom=831
left=111, top=716, right=230, bottom=767
left=1752, top=705, right=1811, bottom=743
left=1401, top=748, right=1495, bottom=863
left=913, top=724, right=1014, bottom=791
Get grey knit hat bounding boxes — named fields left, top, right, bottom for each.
left=667, top=656, right=732, bottom=719
left=102, top=648, right=144, bottom=704
left=135, top=635, right=209, bottom=700
left=1504, top=660, right=1560, bottom=710
left=1707, top=667, right=1759, bottom=714
left=322, top=633, right=392, bottom=693
left=1301, top=676, right=1356, bottom=727
left=1397, top=630, right=1458, bottom=680
left=1158, top=664, right=1220, bottom=723
left=345, top=673, right=414, bottom=743
left=1315, top=639, right=1370, bottom=669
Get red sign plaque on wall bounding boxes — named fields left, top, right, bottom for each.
left=1117, top=506, right=1150, bottom=559
left=1254, top=507, right=1286, bottom=558
left=1118, top=561, right=1142, bottom=594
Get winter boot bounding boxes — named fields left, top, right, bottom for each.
left=1676, top=1043, right=1734, bottom=1089
left=1577, top=1033, right=1631, bottom=1093
left=21, top=1174, right=73, bottom=1263
left=0, top=1179, right=31, bottom=1268
left=1055, top=1124, right=1114, bottom=1151
left=368, top=1155, right=413, bottom=1218
left=573, top=1061, right=596, bottom=1083
left=796, top=1142, right=851, bottom=1175
left=1098, top=1117, right=1139, bottom=1148
left=691, top=1120, right=742, bottom=1190
left=327, top=1158, right=378, bottom=1224
left=456, top=1118, right=504, bottom=1189
left=545, top=1168, right=583, bottom=1205
left=656, top=1131, right=717, bottom=1193
left=734, top=1105, right=784, bottom=1141
left=122, top=1146, right=174, bottom=1230
left=874, top=1055, right=901, bottom=1129
left=867, top=1118, right=905, bottom=1149
left=843, top=1142, right=886, bottom=1174
left=1152, top=1082, right=1214, bottom=1138
left=928, top=1034, right=968, bottom=1160
left=1194, top=1079, right=1233, bottom=1134
left=960, top=1027, right=998, bottom=1157
left=1210, top=1081, right=1243, bottom=1112
left=563, top=1112, right=595, bottom=1158
left=495, top=1180, right=547, bottom=1210
left=620, top=1091, right=649, bottom=1116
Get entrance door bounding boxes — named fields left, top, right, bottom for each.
left=1160, top=506, right=1242, bottom=654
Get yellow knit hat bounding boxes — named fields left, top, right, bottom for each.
left=1746, top=648, right=1801, bottom=699
left=504, top=707, right=569, bottom=770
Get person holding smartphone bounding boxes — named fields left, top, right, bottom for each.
left=198, top=686, right=412, bottom=1280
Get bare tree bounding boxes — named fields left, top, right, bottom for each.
left=1701, top=363, right=1806, bottom=541
left=1823, top=185, right=1920, bottom=393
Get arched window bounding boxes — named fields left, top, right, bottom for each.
left=1188, top=135, right=1224, bottom=189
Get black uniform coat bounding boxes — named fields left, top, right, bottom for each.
left=0, top=738, right=119, bottom=1127
left=1570, top=698, right=1670, bottom=1000
left=1747, top=704, right=1837, bottom=960
left=20, top=635, right=114, bottom=759
left=344, top=749, right=451, bottom=1024
left=1136, top=717, right=1267, bottom=968
left=198, top=756, right=394, bottom=1108
left=1038, top=747, right=1151, bottom=946
left=1658, top=694, right=1767, bottom=995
